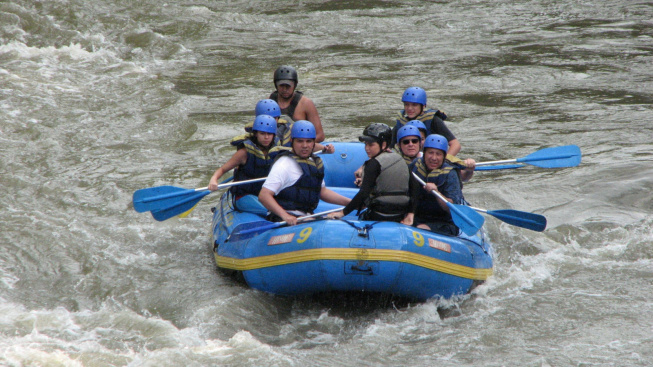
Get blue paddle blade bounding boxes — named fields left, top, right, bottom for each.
left=518, top=145, right=581, bottom=168
left=228, top=221, right=281, bottom=242
left=149, top=190, right=210, bottom=221
left=475, top=164, right=526, bottom=171
left=448, top=203, right=485, bottom=236
left=133, top=186, right=201, bottom=213
left=486, top=209, right=547, bottom=232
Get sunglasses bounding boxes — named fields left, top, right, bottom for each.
left=401, top=138, right=420, bottom=145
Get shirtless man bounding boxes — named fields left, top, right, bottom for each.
left=268, top=65, right=325, bottom=142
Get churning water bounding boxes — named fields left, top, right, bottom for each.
left=1, top=1, right=652, bottom=366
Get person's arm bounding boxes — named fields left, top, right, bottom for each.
left=353, top=165, right=363, bottom=186
left=423, top=182, right=452, bottom=212
left=314, top=143, right=334, bottom=153
left=299, top=96, right=325, bottom=142
left=319, top=187, right=351, bottom=206
left=259, top=187, right=299, bottom=226
left=460, top=158, right=476, bottom=182
left=401, top=172, right=421, bottom=225
left=440, top=171, right=464, bottom=205
left=208, top=148, right=248, bottom=191
left=447, top=139, right=461, bottom=156
left=343, top=159, right=380, bottom=215
left=328, top=160, right=380, bottom=220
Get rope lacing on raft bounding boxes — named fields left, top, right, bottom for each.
left=339, top=219, right=380, bottom=238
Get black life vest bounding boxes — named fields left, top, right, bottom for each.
left=269, top=91, right=303, bottom=120
left=274, top=151, right=324, bottom=213
left=230, top=140, right=284, bottom=197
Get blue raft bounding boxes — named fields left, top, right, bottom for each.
left=211, top=142, right=493, bottom=302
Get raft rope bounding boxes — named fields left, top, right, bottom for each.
left=339, top=219, right=380, bottom=238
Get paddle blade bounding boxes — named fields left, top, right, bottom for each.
left=448, top=203, right=485, bottom=236
left=486, top=209, right=547, bottom=232
left=177, top=202, right=199, bottom=218
left=149, top=191, right=210, bottom=221
left=518, top=145, right=581, bottom=168
left=228, top=221, right=281, bottom=242
left=133, top=186, right=200, bottom=213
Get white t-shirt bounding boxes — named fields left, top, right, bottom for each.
left=263, top=155, right=325, bottom=195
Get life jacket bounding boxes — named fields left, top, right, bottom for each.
left=269, top=91, right=303, bottom=121
left=230, top=140, right=284, bottom=197
left=274, top=151, right=324, bottom=213
left=364, top=151, right=411, bottom=216
left=410, top=158, right=463, bottom=223
left=277, top=117, right=293, bottom=147
left=395, top=108, right=438, bottom=132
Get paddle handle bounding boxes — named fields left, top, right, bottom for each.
left=213, top=177, right=266, bottom=190
left=236, top=207, right=344, bottom=236
left=475, top=158, right=518, bottom=167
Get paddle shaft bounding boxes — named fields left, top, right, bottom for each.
left=272, top=207, right=344, bottom=227
left=137, top=177, right=266, bottom=204
left=232, top=207, right=345, bottom=239
left=475, top=145, right=581, bottom=168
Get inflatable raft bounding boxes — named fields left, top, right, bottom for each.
left=210, top=143, right=493, bottom=301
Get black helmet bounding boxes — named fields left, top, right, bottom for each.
left=273, top=65, right=298, bottom=85
left=359, top=123, right=392, bottom=146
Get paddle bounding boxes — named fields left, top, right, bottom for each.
left=228, top=207, right=344, bottom=242
left=411, top=173, right=484, bottom=236
left=468, top=206, right=547, bottom=232
left=475, top=164, right=526, bottom=171
left=475, top=145, right=581, bottom=169
left=133, top=177, right=266, bottom=221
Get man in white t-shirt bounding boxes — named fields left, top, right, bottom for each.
left=259, top=120, right=350, bottom=226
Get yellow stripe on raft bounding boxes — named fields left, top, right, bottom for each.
left=215, top=248, right=493, bottom=280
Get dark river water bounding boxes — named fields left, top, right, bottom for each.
left=1, top=0, right=652, bottom=366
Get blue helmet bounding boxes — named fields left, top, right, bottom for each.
left=255, top=99, right=281, bottom=117
left=397, top=125, right=421, bottom=142
left=402, top=87, right=427, bottom=106
left=291, top=120, right=316, bottom=139
left=406, top=120, right=427, bottom=133
left=252, top=114, right=277, bottom=134
left=423, top=134, right=448, bottom=153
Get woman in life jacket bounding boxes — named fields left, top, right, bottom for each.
left=241, top=99, right=334, bottom=153
left=390, top=86, right=460, bottom=155
left=328, top=123, right=418, bottom=223
left=208, top=114, right=282, bottom=202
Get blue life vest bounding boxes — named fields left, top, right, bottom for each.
left=274, top=151, right=324, bottom=213
left=230, top=140, right=284, bottom=197
left=395, top=107, right=438, bottom=130
left=410, top=158, right=462, bottom=223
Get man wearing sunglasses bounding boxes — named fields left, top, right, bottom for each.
left=394, top=125, right=423, bottom=164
